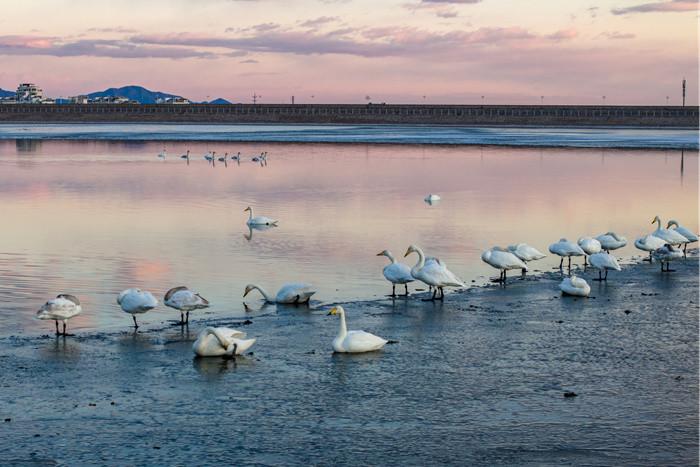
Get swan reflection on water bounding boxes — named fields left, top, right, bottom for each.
left=244, top=223, right=276, bottom=241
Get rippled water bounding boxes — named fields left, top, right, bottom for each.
left=0, top=139, right=697, bottom=335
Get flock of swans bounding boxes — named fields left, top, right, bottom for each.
left=157, top=148, right=269, bottom=167
left=35, top=211, right=697, bottom=357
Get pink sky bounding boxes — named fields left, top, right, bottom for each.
left=0, top=0, right=697, bottom=104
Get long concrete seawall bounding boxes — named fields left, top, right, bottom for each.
left=0, top=103, right=698, bottom=127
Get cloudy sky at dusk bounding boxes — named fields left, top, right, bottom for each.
left=0, top=0, right=697, bottom=104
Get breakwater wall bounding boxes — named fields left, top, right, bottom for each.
left=0, top=104, right=697, bottom=127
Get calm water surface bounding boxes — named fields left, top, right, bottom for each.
left=0, top=140, right=696, bottom=335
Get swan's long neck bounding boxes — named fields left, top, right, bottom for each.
left=385, top=251, right=397, bottom=264
left=337, top=310, right=347, bottom=338
left=248, top=209, right=253, bottom=220
left=412, top=247, right=425, bottom=271
left=252, top=285, right=273, bottom=302
left=654, top=217, right=662, bottom=230
left=205, top=327, right=230, bottom=348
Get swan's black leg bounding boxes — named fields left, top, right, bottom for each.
left=62, top=322, right=66, bottom=336
left=391, top=284, right=396, bottom=297
left=604, top=270, right=609, bottom=280
left=132, top=315, right=139, bottom=329
left=559, top=258, right=563, bottom=269
left=404, top=284, right=409, bottom=296
left=55, top=320, right=59, bottom=336
left=567, top=256, right=572, bottom=273
left=521, top=268, right=526, bottom=278
left=186, top=311, right=190, bottom=324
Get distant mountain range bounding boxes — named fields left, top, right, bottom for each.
left=206, top=97, right=231, bottom=105
left=0, top=88, right=15, bottom=98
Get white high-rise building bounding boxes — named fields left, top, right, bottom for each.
left=16, top=83, right=43, bottom=103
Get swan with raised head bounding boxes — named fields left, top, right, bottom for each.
left=164, top=286, right=210, bottom=324
left=588, top=252, right=621, bottom=281
left=180, top=150, right=190, bottom=160
left=192, top=327, right=256, bottom=358
left=404, top=244, right=465, bottom=300
left=117, top=288, right=158, bottom=329
left=508, top=243, right=546, bottom=276
left=577, top=237, right=602, bottom=265
left=157, top=148, right=166, bottom=160
left=596, top=232, right=627, bottom=252
left=634, top=234, right=666, bottom=261
left=651, top=215, right=688, bottom=245
left=377, top=250, right=414, bottom=296
left=203, top=151, right=216, bottom=162
left=652, top=244, right=683, bottom=272
left=231, top=152, right=241, bottom=163
left=327, top=306, right=387, bottom=353
left=37, top=294, right=82, bottom=336
left=559, top=276, right=590, bottom=297
left=667, top=220, right=697, bottom=257
left=244, top=283, right=316, bottom=304
left=244, top=206, right=278, bottom=226
left=548, top=239, right=585, bottom=271
left=481, top=247, right=527, bottom=285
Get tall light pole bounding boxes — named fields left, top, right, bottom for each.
left=481, top=95, right=485, bottom=105
left=682, top=78, right=686, bottom=107
left=602, top=95, right=606, bottom=104
left=666, top=96, right=670, bottom=105
left=540, top=95, right=544, bottom=104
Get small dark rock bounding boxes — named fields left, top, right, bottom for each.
left=387, top=340, right=399, bottom=344
left=556, top=320, right=563, bottom=324
left=153, top=446, right=161, bottom=450
left=564, top=391, right=577, bottom=398
left=624, top=310, right=632, bottom=314
left=305, top=350, right=315, bottom=355
left=110, top=401, right=116, bottom=406
left=675, top=375, right=684, bottom=381
left=243, top=320, right=253, bottom=325
left=88, top=403, right=96, bottom=407
left=247, top=352, right=254, bottom=356
left=4, top=418, right=10, bottom=422
left=34, top=434, right=40, bottom=437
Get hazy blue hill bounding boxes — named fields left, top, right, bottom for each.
left=0, top=88, right=15, bottom=98
left=86, top=85, right=184, bottom=104
left=206, top=98, right=232, bottom=104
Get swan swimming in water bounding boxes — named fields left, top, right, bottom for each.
left=377, top=250, right=414, bottom=296
left=595, top=232, right=627, bottom=252
left=243, top=283, right=316, bottom=304
left=117, top=288, right=158, bottom=329
left=36, top=294, right=82, bottom=336
left=164, top=286, right=210, bottom=325
left=652, top=244, right=683, bottom=272
left=157, top=148, right=166, bottom=160
left=424, top=194, right=441, bottom=203
left=651, top=215, right=688, bottom=246
left=588, top=252, right=621, bottom=281
left=577, top=237, right=602, bottom=265
left=244, top=206, right=279, bottom=226
left=548, top=239, right=585, bottom=272
left=634, top=234, right=666, bottom=261
left=481, top=247, right=527, bottom=285
left=192, top=327, right=256, bottom=358
left=327, top=306, right=387, bottom=353
left=667, top=220, right=697, bottom=257
left=404, top=244, right=465, bottom=300
left=559, top=276, right=590, bottom=297
left=507, top=243, right=546, bottom=276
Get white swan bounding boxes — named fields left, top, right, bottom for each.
left=652, top=244, right=683, bottom=272
left=157, top=148, right=166, bottom=160
left=244, top=283, right=316, bottom=304
left=508, top=243, right=546, bottom=276
left=424, top=194, right=441, bottom=202
left=548, top=238, right=585, bottom=271
left=117, top=288, right=158, bottom=329
left=667, top=220, right=697, bottom=257
left=404, top=244, right=465, bottom=300
left=559, top=276, right=590, bottom=297
left=596, top=232, right=627, bottom=252
left=327, top=306, right=387, bottom=353
left=377, top=250, right=414, bottom=296
left=180, top=150, right=190, bottom=160
left=231, top=152, right=241, bottom=162
left=577, top=237, right=602, bottom=265
left=651, top=215, right=688, bottom=245
left=36, top=294, right=82, bottom=336
left=588, top=252, right=621, bottom=281
left=192, top=327, right=256, bottom=358
left=164, top=286, right=210, bottom=324
left=481, top=247, right=527, bottom=284
left=244, top=206, right=278, bottom=226
left=634, top=234, right=666, bottom=261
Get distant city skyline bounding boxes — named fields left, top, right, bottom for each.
left=0, top=0, right=697, bottom=105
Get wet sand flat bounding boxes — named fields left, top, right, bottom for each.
left=1, top=255, right=697, bottom=466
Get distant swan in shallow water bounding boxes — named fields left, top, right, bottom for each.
left=405, top=244, right=464, bottom=300
left=424, top=194, right=441, bottom=203
left=667, top=220, right=697, bottom=257
left=481, top=247, right=527, bottom=285
left=117, top=288, right=158, bottom=329
left=328, top=306, right=387, bottom=353
left=157, top=148, right=166, bottom=160
left=164, top=286, right=210, bottom=324
left=377, top=250, right=414, bottom=296
left=244, top=283, right=316, bottom=304
left=559, top=276, right=590, bottom=297
left=245, top=206, right=278, bottom=226
left=652, top=244, right=683, bottom=272
left=588, top=252, right=621, bottom=281
left=37, top=294, right=82, bottom=336
left=192, top=327, right=256, bottom=358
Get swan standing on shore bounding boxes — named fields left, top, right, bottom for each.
left=327, top=306, right=387, bottom=353
left=653, top=244, right=683, bottom=272
left=117, top=288, right=158, bottom=329
left=548, top=239, right=585, bottom=272
left=192, top=327, right=256, bottom=358
left=481, top=247, right=527, bottom=285
left=36, top=294, right=82, bottom=336
left=164, top=286, right=210, bottom=325
left=243, top=283, right=316, bottom=304
left=588, top=252, right=621, bottom=281
left=404, top=244, right=465, bottom=300
left=508, top=243, right=546, bottom=276
left=651, top=216, right=688, bottom=246
left=634, top=234, right=666, bottom=261
left=244, top=206, right=278, bottom=226
left=596, top=232, right=627, bottom=252
left=559, top=276, right=590, bottom=297
left=667, top=220, right=697, bottom=257
left=377, top=250, right=414, bottom=296
left=577, top=237, right=602, bottom=265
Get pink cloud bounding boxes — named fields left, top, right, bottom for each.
left=611, top=0, right=697, bottom=14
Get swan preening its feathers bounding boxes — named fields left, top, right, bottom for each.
left=328, top=306, right=387, bottom=353
left=244, top=283, right=316, bottom=304
left=164, top=286, right=210, bottom=324
left=559, top=276, right=590, bottom=297
left=117, top=288, right=158, bottom=328
left=377, top=250, right=414, bottom=296
left=245, top=206, right=279, bottom=227
left=481, top=247, right=527, bottom=284
left=192, top=327, right=256, bottom=358
left=36, top=294, right=82, bottom=335
left=404, top=244, right=465, bottom=300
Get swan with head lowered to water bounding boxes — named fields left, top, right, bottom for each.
left=327, top=306, right=387, bottom=353
left=244, top=283, right=316, bottom=304
left=244, top=206, right=278, bottom=226
left=192, top=327, right=256, bottom=358
left=404, top=244, right=465, bottom=300
left=377, top=250, right=414, bottom=296
left=667, top=220, right=697, bottom=257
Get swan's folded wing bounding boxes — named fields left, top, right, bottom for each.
left=220, top=327, right=247, bottom=339
left=421, top=261, right=465, bottom=287
left=345, top=331, right=387, bottom=352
